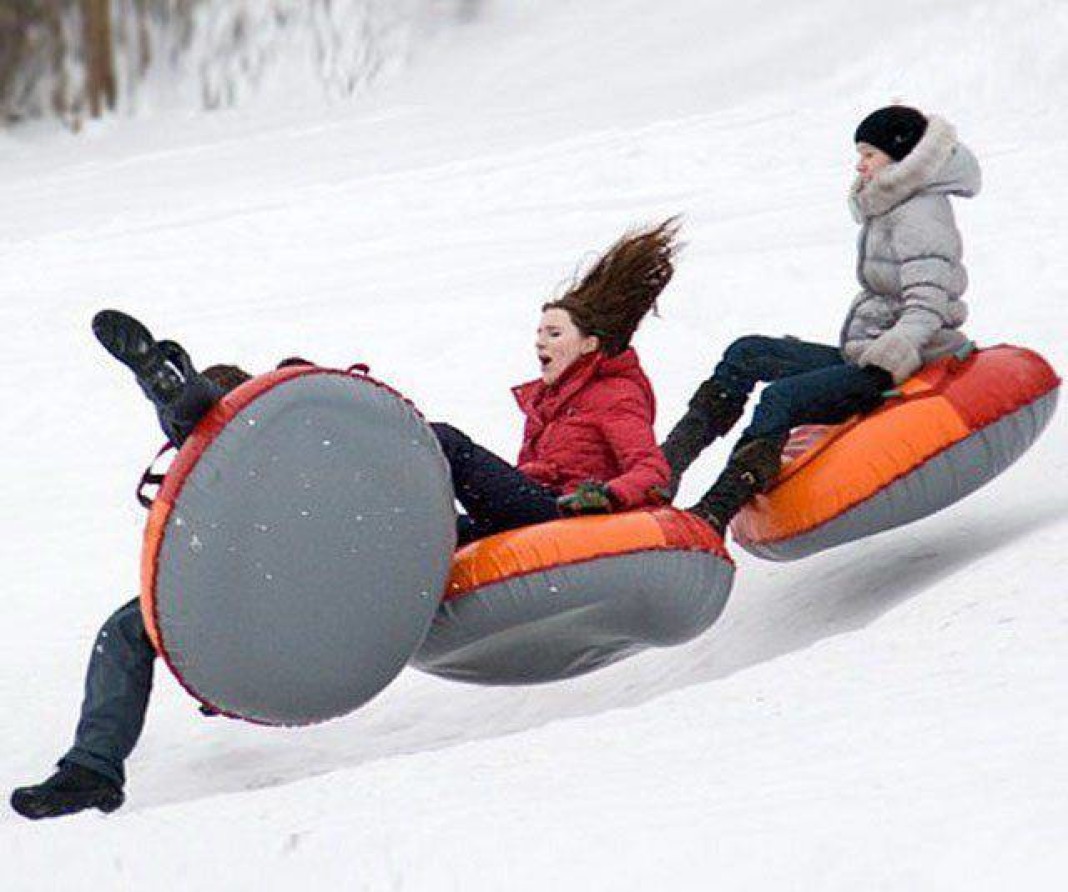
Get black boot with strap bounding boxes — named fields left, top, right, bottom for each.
left=92, top=309, right=185, bottom=408
left=660, top=378, right=746, bottom=496
left=687, top=435, right=787, bottom=535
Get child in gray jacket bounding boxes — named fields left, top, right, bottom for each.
left=666, top=105, right=981, bottom=533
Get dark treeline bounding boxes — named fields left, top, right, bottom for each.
left=0, top=0, right=194, bottom=127
left=0, top=0, right=483, bottom=129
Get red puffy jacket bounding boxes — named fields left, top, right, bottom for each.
left=512, top=348, right=670, bottom=510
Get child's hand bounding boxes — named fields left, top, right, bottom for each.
left=859, top=330, right=921, bottom=384
left=557, top=481, right=616, bottom=515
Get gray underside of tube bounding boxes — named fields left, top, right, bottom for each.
left=738, top=389, right=1059, bottom=562
left=154, top=373, right=455, bottom=725
left=413, top=550, right=734, bottom=685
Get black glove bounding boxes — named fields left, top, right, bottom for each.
left=557, top=481, right=616, bottom=515
left=860, top=364, right=895, bottom=393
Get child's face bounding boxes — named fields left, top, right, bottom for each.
left=535, top=308, right=599, bottom=385
left=855, top=144, right=893, bottom=181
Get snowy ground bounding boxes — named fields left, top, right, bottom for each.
left=1, top=1, right=1066, bottom=889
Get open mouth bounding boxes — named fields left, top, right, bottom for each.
left=538, top=354, right=551, bottom=367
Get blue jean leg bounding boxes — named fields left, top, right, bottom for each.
left=60, top=599, right=155, bottom=787
left=431, top=423, right=561, bottom=546
left=713, top=336, right=846, bottom=404
left=705, top=335, right=889, bottom=442
left=744, top=362, right=891, bottom=441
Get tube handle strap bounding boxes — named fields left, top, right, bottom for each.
left=136, top=443, right=176, bottom=510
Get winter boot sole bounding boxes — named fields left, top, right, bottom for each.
left=92, top=309, right=183, bottom=405
left=11, top=784, right=124, bottom=820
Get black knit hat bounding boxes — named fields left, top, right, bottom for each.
left=854, top=106, right=928, bottom=161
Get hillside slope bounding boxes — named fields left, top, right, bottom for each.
left=1, top=2, right=1065, bottom=889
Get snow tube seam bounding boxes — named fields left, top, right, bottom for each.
left=446, top=543, right=728, bottom=600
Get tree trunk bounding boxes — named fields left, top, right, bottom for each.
left=83, top=0, right=116, bottom=117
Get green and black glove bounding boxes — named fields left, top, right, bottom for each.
left=557, top=481, right=616, bottom=515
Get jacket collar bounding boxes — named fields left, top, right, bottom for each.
left=512, top=348, right=644, bottom=417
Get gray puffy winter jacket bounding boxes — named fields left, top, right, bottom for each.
left=840, top=115, right=981, bottom=382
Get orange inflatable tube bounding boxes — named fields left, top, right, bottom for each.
left=731, top=344, right=1059, bottom=560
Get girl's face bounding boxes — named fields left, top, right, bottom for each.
left=536, top=308, right=599, bottom=385
left=855, top=143, right=893, bottom=182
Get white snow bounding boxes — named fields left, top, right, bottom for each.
left=1, top=1, right=1066, bottom=889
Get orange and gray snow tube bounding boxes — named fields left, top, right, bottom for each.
left=730, top=344, right=1060, bottom=561
left=140, top=365, right=456, bottom=726
left=413, top=508, right=734, bottom=684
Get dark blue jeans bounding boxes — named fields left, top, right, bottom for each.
left=60, top=600, right=153, bottom=787
left=54, top=378, right=224, bottom=786
left=430, top=423, right=561, bottom=547
left=714, top=336, right=892, bottom=442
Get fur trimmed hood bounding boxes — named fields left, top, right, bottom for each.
left=849, top=116, right=981, bottom=221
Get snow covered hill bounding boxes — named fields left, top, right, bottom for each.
left=1, top=1, right=1065, bottom=889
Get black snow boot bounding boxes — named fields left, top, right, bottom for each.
left=158, top=338, right=197, bottom=380
left=11, top=763, right=124, bottom=820
left=687, top=435, right=786, bottom=535
left=92, top=309, right=185, bottom=407
left=660, top=378, right=746, bottom=496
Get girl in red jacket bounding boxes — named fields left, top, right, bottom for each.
left=440, top=218, right=676, bottom=543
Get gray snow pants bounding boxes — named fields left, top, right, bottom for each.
left=60, top=599, right=155, bottom=787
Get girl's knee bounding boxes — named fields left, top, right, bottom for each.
left=102, top=601, right=149, bottom=645
left=723, top=335, right=775, bottom=364
left=757, top=378, right=796, bottom=409
left=430, top=422, right=463, bottom=443
left=430, top=423, right=474, bottom=459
